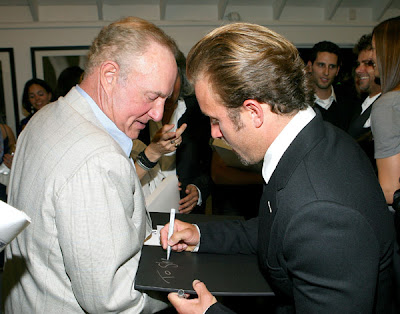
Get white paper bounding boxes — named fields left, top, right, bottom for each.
left=144, top=225, right=163, bottom=246
left=145, top=174, right=180, bottom=213
left=0, top=163, right=10, bottom=175
left=0, top=201, right=31, bottom=252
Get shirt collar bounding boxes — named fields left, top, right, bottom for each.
left=314, top=86, right=336, bottom=110
left=75, top=85, right=133, bottom=157
left=262, top=106, right=316, bottom=184
left=361, top=92, right=381, bottom=114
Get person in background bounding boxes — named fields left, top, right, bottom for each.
left=19, top=78, right=53, bottom=134
left=54, top=65, right=84, bottom=99
left=370, top=15, right=400, bottom=312
left=161, top=22, right=394, bottom=314
left=3, top=16, right=177, bottom=313
left=0, top=122, right=16, bottom=200
left=348, top=33, right=381, bottom=170
left=0, top=121, right=16, bottom=270
left=307, top=41, right=354, bottom=131
left=371, top=16, right=400, bottom=204
left=132, top=49, right=212, bottom=214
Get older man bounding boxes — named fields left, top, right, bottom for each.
left=3, top=17, right=178, bottom=313
left=161, top=23, right=394, bottom=313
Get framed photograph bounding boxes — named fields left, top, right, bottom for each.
left=31, top=46, right=89, bottom=93
left=0, top=48, right=19, bottom=134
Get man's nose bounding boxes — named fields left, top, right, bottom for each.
left=210, top=123, right=222, bottom=139
left=148, top=99, right=165, bottom=122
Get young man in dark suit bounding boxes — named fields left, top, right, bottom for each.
left=307, top=41, right=355, bottom=131
left=160, top=23, right=394, bottom=313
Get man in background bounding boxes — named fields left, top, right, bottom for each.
left=3, top=17, right=177, bottom=313
left=348, top=33, right=381, bottom=169
left=307, top=40, right=354, bottom=130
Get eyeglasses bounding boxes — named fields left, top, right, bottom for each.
left=355, top=60, right=375, bottom=68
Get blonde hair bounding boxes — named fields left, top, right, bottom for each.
left=373, top=16, right=400, bottom=93
left=187, top=23, right=313, bottom=115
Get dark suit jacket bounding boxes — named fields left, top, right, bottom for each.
left=198, top=113, right=394, bottom=313
left=314, top=85, right=357, bottom=132
left=347, top=95, right=380, bottom=172
left=138, top=95, right=212, bottom=210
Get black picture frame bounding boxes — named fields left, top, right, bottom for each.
left=0, top=48, right=19, bottom=134
left=31, top=46, right=89, bottom=92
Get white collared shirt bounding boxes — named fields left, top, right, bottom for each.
left=75, top=85, right=133, bottom=157
left=262, top=106, right=316, bottom=184
left=361, top=93, right=381, bottom=128
left=196, top=106, right=316, bottom=253
left=314, top=87, right=336, bottom=110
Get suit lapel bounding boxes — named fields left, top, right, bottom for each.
left=258, top=113, right=325, bottom=262
left=348, top=105, right=372, bottom=138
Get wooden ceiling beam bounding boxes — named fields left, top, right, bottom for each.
left=218, top=0, right=229, bottom=20
left=96, top=0, right=103, bottom=21
left=27, top=0, right=39, bottom=22
left=372, top=0, right=393, bottom=21
left=273, top=0, right=287, bottom=20
left=325, top=0, right=343, bottom=20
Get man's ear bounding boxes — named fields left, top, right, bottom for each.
left=335, top=66, right=340, bottom=76
left=243, top=99, right=264, bottom=128
left=100, top=61, right=119, bottom=95
left=306, top=61, right=312, bottom=72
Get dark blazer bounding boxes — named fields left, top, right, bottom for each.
left=348, top=103, right=373, bottom=139
left=138, top=95, right=212, bottom=210
left=347, top=95, right=380, bottom=172
left=314, top=85, right=357, bottom=132
left=198, top=113, right=394, bottom=313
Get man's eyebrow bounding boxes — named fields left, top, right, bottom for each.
left=146, top=91, right=170, bottom=98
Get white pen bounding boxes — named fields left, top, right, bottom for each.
left=167, top=208, right=176, bottom=260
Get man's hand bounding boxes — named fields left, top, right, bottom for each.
left=160, top=219, right=200, bottom=252
left=168, top=280, right=217, bottom=314
left=179, top=184, right=199, bottom=214
left=3, top=153, right=13, bottom=169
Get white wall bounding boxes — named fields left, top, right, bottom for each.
left=0, top=6, right=397, bottom=134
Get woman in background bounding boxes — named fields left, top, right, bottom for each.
left=0, top=122, right=16, bottom=201
left=54, top=66, right=84, bottom=99
left=370, top=15, right=400, bottom=312
left=19, top=78, right=53, bottom=134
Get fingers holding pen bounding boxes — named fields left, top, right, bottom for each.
left=160, top=219, right=200, bottom=252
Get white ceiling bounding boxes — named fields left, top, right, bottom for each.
left=0, top=0, right=399, bottom=24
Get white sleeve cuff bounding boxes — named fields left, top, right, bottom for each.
left=192, top=224, right=201, bottom=252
